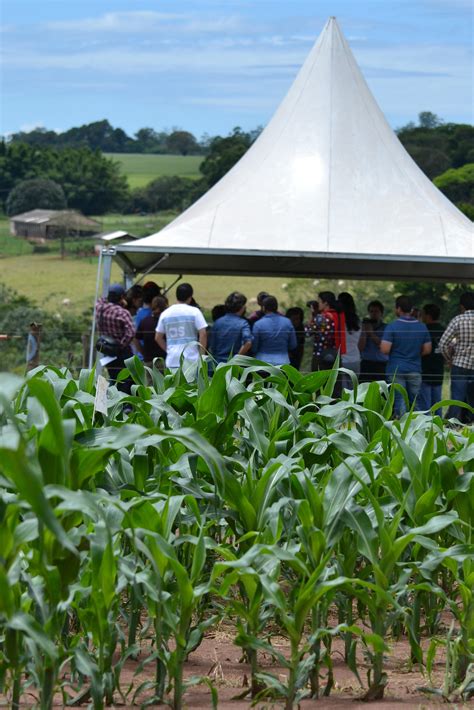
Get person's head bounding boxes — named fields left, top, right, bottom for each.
left=108, top=283, right=126, bottom=304
left=257, top=291, right=269, bottom=309
left=262, top=295, right=278, bottom=313
left=306, top=299, right=318, bottom=316
left=338, top=292, right=359, bottom=331
left=422, top=303, right=441, bottom=324
left=225, top=291, right=247, bottom=315
left=151, top=295, right=168, bottom=316
left=142, top=281, right=161, bottom=305
left=395, top=295, right=412, bottom=315
left=460, top=291, right=474, bottom=312
left=126, top=284, right=144, bottom=311
left=176, top=282, right=194, bottom=303
left=286, top=306, right=304, bottom=327
left=318, top=291, right=337, bottom=312
left=211, top=304, right=226, bottom=322
left=367, top=300, right=384, bottom=322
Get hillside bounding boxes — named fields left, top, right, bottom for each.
left=105, top=153, right=203, bottom=188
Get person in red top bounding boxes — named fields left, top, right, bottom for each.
left=307, top=291, right=346, bottom=397
left=96, top=283, right=136, bottom=392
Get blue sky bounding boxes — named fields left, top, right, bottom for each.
left=1, top=0, right=472, bottom=139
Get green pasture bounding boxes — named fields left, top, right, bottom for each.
left=0, top=213, right=288, bottom=315
left=105, top=153, right=203, bottom=188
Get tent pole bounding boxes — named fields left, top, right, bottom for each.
left=88, top=247, right=114, bottom=370
left=132, top=253, right=170, bottom=286
left=88, top=247, right=103, bottom=369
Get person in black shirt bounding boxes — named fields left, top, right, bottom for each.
left=419, top=303, right=445, bottom=415
left=286, top=307, right=306, bottom=370
left=136, top=295, right=168, bottom=370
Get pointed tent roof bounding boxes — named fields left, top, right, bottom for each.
left=115, top=18, right=473, bottom=281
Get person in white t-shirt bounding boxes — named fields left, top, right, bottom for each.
left=155, top=283, right=208, bottom=369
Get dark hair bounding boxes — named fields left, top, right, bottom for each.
left=286, top=306, right=304, bottom=322
left=127, top=284, right=143, bottom=300
left=211, top=304, right=226, bottom=321
left=368, top=300, right=384, bottom=313
left=176, top=282, right=193, bottom=302
left=143, top=282, right=160, bottom=304
left=318, top=291, right=338, bottom=310
left=108, top=291, right=123, bottom=304
left=225, top=291, right=247, bottom=314
left=422, top=303, right=441, bottom=321
left=338, top=292, right=360, bottom=331
left=151, top=295, right=168, bottom=313
left=460, top=291, right=474, bottom=310
left=395, top=295, right=412, bottom=313
left=257, top=291, right=269, bottom=306
left=262, top=295, right=278, bottom=313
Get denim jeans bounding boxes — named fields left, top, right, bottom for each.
left=391, top=372, right=422, bottom=416
left=417, top=382, right=442, bottom=416
left=448, top=365, right=474, bottom=420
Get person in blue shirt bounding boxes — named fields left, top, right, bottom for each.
left=381, top=295, right=432, bottom=416
left=209, top=292, right=253, bottom=363
left=252, top=296, right=298, bottom=366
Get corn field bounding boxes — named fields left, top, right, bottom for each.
left=0, top=357, right=473, bottom=709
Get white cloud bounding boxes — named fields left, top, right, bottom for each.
left=44, top=11, right=243, bottom=35
left=19, top=122, right=45, bottom=131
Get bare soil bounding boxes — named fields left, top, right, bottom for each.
left=4, top=626, right=470, bottom=708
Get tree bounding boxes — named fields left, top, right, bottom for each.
left=165, top=130, right=199, bottom=156
left=434, top=164, right=474, bottom=218
left=199, top=127, right=254, bottom=187
left=6, top=178, right=66, bottom=216
left=418, top=111, right=443, bottom=129
left=129, top=175, right=201, bottom=213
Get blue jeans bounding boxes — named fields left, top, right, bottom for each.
left=391, top=372, right=422, bottom=416
left=448, top=365, right=474, bottom=420
left=417, top=382, right=442, bottom=416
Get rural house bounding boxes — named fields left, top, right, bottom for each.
left=10, top=209, right=100, bottom=240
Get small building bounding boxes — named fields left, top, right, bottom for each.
left=10, top=210, right=101, bottom=240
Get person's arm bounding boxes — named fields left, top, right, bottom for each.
left=155, top=331, right=167, bottom=352
left=238, top=321, right=253, bottom=355
left=198, top=327, right=207, bottom=352
left=358, top=323, right=369, bottom=351
left=288, top=323, right=298, bottom=352
left=380, top=340, right=392, bottom=355
left=421, top=341, right=432, bottom=356
left=438, top=320, right=456, bottom=361
left=121, top=311, right=136, bottom=346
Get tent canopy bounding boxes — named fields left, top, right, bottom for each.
left=115, top=17, right=473, bottom=282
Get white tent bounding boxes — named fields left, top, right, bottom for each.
left=114, top=17, right=473, bottom=282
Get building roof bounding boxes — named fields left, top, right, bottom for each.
left=11, top=209, right=100, bottom=229
left=115, top=17, right=473, bottom=282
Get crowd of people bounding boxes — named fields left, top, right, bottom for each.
left=95, top=281, right=474, bottom=420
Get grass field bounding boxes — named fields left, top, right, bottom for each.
left=105, top=153, right=203, bottom=188
left=0, top=251, right=289, bottom=316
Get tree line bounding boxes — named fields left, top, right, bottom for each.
left=6, top=119, right=257, bottom=157
left=1, top=114, right=473, bottom=218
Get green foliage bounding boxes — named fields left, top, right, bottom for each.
left=199, top=127, right=260, bottom=187
left=397, top=119, right=474, bottom=179
left=6, top=179, right=66, bottom=217
left=165, top=130, right=199, bottom=156
left=0, top=142, right=129, bottom=215
left=129, top=175, right=206, bottom=213
left=0, top=284, right=90, bottom=374
left=0, top=359, right=472, bottom=708
left=434, top=164, right=474, bottom=213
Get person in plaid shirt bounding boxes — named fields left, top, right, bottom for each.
left=439, top=291, right=474, bottom=421
left=96, top=283, right=135, bottom=392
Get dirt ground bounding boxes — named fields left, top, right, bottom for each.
left=4, top=628, right=470, bottom=708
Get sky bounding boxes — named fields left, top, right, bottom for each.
left=1, top=0, right=473, bottom=139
